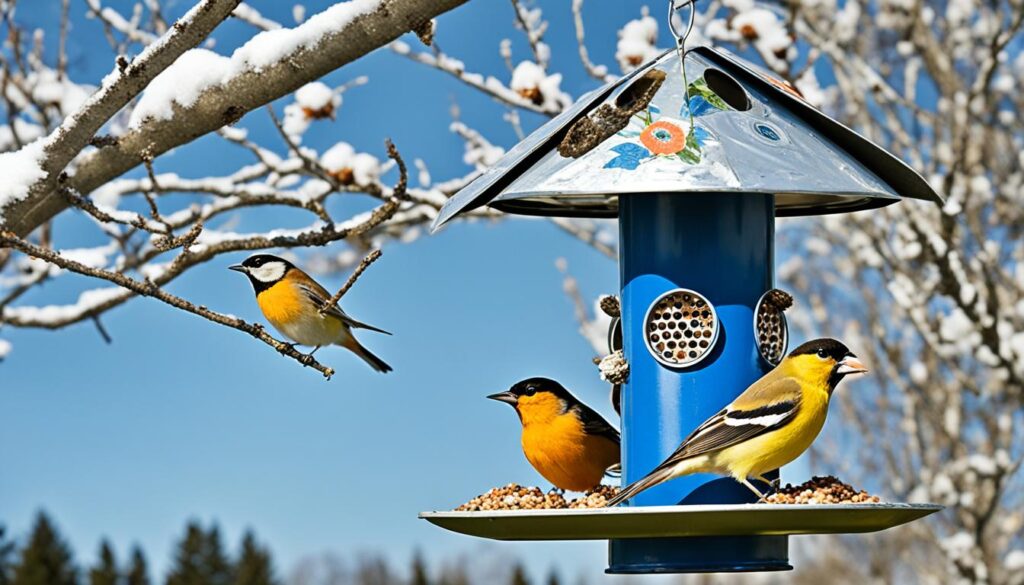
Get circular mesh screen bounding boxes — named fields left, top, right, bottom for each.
left=755, top=291, right=789, bottom=366
left=644, top=289, right=718, bottom=368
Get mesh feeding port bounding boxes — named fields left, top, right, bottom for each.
left=755, top=290, right=790, bottom=366
left=644, top=289, right=718, bottom=368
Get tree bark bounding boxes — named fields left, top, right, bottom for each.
left=3, top=0, right=467, bottom=237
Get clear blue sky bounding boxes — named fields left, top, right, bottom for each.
left=0, top=2, right=812, bottom=583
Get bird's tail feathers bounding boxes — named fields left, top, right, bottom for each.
left=347, top=317, right=391, bottom=335
left=342, top=339, right=393, bottom=373
left=605, top=466, right=675, bottom=507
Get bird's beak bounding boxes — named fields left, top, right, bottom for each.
left=487, top=391, right=518, bottom=405
left=228, top=264, right=247, bottom=273
left=836, top=355, right=868, bottom=375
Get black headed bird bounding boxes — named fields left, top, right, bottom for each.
left=230, top=254, right=392, bottom=373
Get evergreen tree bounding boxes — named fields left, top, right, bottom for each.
left=545, top=570, right=561, bottom=585
left=200, top=527, right=231, bottom=585
left=435, top=565, right=467, bottom=585
left=125, top=546, right=149, bottom=585
left=165, top=521, right=231, bottom=585
left=89, top=541, right=117, bottom=585
left=233, top=532, right=276, bottom=585
left=409, top=551, right=429, bottom=585
left=0, top=526, right=15, bottom=585
left=508, top=563, right=530, bottom=585
left=11, top=512, right=77, bottom=585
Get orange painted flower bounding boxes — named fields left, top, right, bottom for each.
left=640, top=120, right=686, bottom=155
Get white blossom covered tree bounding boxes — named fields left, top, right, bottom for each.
left=0, top=1, right=1020, bottom=583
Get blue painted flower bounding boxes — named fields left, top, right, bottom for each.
left=604, top=143, right=651, bottom=170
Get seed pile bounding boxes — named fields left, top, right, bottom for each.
left=455, top=484, right=620, bottom=511
left=765, top=476, right=881, bottom=504
left=567, top=485, right=620, bottom=508
left=756, top=289, right=792, bottom=365
left=646, top=290, right=716, bottom=367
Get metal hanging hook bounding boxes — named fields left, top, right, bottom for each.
left=668, top=0, right=699, bottom=127
left=668, top=0, right=698, bottom=49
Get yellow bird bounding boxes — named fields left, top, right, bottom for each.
left=605, top=338, right=867, bottom=506
left=229, top=254, right=392, bottom=373
left=489, top=378, right=621, bottom=492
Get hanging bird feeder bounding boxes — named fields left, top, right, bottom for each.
left=422, top=0, right=942, bottom=574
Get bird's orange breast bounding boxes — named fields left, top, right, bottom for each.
left=520, top=412, right=620, bottom=492
left=256, top=281, right=308, bottom=329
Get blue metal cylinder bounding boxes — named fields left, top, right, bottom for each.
left=608, top=192, right=789, bottom=573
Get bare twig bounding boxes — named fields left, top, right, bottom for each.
left=319, top=249, right=383, bottom=317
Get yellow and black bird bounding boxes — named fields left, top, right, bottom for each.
left=605, top=338, right=867, bottom=506
left=489, top=377, right=621, bottom=492
left=229, top=254, right=392, bottom=373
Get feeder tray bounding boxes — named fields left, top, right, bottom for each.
left=420, top=503, right=942, bottom=541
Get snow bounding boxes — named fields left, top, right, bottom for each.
left=131, top=0, right=382, bottom=128
left=295, top=82, right=337, bottom=112
left=0, top=139, right=48, bottom=223
left=232, top=0, right=381, bottom=72
left=616, top=9, right=659, bottom=73
left=27, top=69, right=94, bottom=116
left=320, top=142, right=381, bottom=184
left=1006, top=550, right=1024, bottom=572
left=731, top=8, right=792, bottom=67
left=909, top=361, right=928, bottom=384
left=2, top=287, right=128, bottom=324
left=0, top=339, right=10, bottom=360
left=509, top=61, right=570, bottom=111
left=129, top=49, right=231, bottom=127
left=0, top=119, right=46, bottom=151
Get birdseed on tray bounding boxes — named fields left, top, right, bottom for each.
left=764, top=475, right=881, bottom=504
left=455, top=484, right=619, bottom=511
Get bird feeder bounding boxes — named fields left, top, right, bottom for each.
left=421, top=17, right=942, bottom=574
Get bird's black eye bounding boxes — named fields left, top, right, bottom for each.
left=816, top=349, right=828, bottom=359
left=524, top=385, right=538, bottom=396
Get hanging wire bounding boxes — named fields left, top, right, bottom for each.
left=668, top=0, right=698, bottom=129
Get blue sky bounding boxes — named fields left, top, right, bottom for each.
left=0, top=1, right=815, bottom=582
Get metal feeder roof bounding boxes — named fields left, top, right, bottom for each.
left=433, top=47, right=942, bottom=228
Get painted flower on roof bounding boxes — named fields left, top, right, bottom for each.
left=640, top=120, right=686, bottom=154
left=604, top=74, right=730, bottom=170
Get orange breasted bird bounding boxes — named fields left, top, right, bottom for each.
left=488, top=377, right=621, bottom=492
left=606, top=338, right=867, bottom=506
left=229, top=254, right=392, bottom=373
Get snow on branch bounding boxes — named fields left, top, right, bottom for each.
left=0, top=0, right=469, bottom=238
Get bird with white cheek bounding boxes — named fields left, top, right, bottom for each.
left=230, top=254, right=392, bottom=373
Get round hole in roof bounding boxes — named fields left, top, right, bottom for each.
left=703, top=68, right=751, bottom=112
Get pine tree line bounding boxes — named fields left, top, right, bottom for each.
left=0, top=514, right=576, bottom=585
left=0, top=514, right=274, bottom=585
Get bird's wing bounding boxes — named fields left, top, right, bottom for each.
left=295, top=281, right=392, bottom=335
left=662, top=377, right=803, bottom=464
left=570, top=403, right=621, bottom=446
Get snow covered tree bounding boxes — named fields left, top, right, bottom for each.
left=10, top=513, right=77, bottom=585
left=89, top=540, right=118, bottom=585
